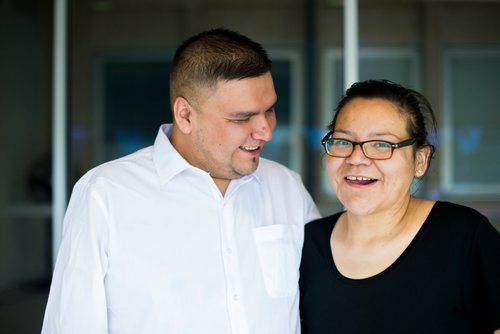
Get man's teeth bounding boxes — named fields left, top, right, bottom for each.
left=346, top=176, right=374, bottom=181
left=242, top=146, right=259, bottom=151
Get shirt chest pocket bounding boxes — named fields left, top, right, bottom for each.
left=253, top=224, right=302, bottom=298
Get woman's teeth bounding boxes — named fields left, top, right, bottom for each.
left=346, top=176, right=375, bottom=181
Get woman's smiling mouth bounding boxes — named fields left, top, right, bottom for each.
left=345, top=175, right=378, bottom=185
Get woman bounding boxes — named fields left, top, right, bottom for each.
left=299, top=80, right=500, bottom=334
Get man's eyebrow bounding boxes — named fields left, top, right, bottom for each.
left=227, top=103, right=277, bottom=118
left=266, top=102, right=277, bottom=111
left=227, top=111, right=260, bottom=118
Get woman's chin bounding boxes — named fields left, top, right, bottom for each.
left=340, top=197, right=379, bottom=216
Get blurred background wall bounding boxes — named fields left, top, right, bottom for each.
left=1, top=0, right=499, bottom=332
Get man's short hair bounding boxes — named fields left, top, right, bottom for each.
left=169, top=28, right=272, bottom=107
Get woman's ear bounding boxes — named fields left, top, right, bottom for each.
left=172, top=97, right=194, bottom=134
left=415, top=145, right=432, bottom=177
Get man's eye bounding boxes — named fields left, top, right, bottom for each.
left=230, top=118, right=250, bottom=123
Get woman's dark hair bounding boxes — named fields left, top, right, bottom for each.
left=329, top=79, right=437, bottom=153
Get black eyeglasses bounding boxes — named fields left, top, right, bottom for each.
left=321, top=131, right=416, bottom=160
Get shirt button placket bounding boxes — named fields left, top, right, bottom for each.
left=221, top=200, right=249, bottom=334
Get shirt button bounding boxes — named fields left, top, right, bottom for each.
left=233, top=294, right=238, bottom=301
left=226, top=248, right=232, bottom=254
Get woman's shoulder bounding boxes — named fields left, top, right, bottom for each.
left=429, top=201, right=495, bottom=238
left=431, top=201, right=489, bottom=224
left=305, top=212, right=343, bottom=235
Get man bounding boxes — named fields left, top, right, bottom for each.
left=42, top=28, right=320, bottom=334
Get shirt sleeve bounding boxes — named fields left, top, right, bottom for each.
left=474, top=218, right=500, bottom=332
left=296, top=174, right=321, bottom=223
left=41, top=176, right=110, bottom=334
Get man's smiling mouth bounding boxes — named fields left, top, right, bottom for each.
left=241, top=145, right=260, bottom=151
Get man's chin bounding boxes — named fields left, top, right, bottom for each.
left=234, top=160, right=260, bottom=177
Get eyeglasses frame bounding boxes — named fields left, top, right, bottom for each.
left=321, top=131, right=417, bottom=160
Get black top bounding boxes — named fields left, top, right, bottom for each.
left=299, top=201, right=500, bottom=334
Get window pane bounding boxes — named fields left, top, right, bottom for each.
left=443, top=49, right=500, bottom=193
left=0, top=3, right=53, bottom=331
left=261, top=58, right=293, bottom=168
left=99, top=57, right=172, bottom=161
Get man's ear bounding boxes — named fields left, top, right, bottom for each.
left=172, top=97, right=194, bottom=134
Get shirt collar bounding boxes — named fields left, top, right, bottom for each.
left=153, top=124, right=262, bottom=186
left=153, top=124, right=193, bottom=185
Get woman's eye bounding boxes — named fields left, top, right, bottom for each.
left=373, top=141, right=391, bottom=149
left=333, top=139, right=351, bottom=146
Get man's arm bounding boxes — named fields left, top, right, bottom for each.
left=42, top=178, right=109, bottom=334
left=299, top=177, right=321, bottom=223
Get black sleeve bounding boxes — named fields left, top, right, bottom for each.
left=474, top=218, right=500, bottom=332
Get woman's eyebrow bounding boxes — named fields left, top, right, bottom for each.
left=333, top=129, right=402, bottom=140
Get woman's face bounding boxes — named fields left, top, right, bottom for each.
left=326, top=97, right=427, bottom=216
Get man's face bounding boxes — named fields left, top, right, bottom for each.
left=187, top=72, right=277, bottom=182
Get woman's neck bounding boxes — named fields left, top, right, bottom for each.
left=340, top=196, right=421, bottom=245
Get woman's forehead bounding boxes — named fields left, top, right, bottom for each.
left=335, top=98, right=409, bottom=137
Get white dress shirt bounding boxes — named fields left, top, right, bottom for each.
left=42, top=124, right=320, bottom=334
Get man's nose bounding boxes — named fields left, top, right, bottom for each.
left=252, top=115, right=273, bottom=141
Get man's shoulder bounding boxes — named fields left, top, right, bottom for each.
left=257, top=158, right=301, bottom=180
left=256, top=158, right=309, bottom=193
left=77, top=146, right=155, bottom=189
